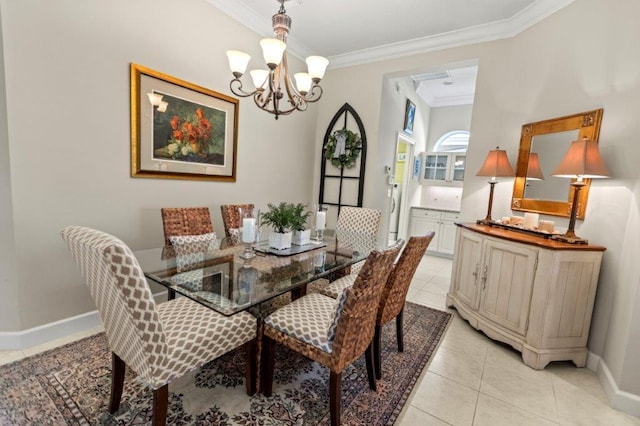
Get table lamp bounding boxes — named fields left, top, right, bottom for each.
left=526, top=152, right=545, bottom=180
left=476, top=146, right=515, bottom=224
left=551, top=137, right=609, bottom=244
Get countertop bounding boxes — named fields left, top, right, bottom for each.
left=411, top=206, right=460, bottom=213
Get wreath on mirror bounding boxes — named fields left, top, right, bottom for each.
left=323, top=129, right=362, bottom=168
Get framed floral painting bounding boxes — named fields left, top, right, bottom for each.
left=130, top=63, right=238, bottom=181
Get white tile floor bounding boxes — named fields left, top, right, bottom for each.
left=397, top=255, right=640, bottom=426
left=1, top=255, right=639, bottom=425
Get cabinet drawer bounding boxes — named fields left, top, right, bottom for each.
left=411, top=209, right=440, bottom=219
left=442, top=212, right=460, bottom=221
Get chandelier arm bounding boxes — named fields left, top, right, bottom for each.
left=229, top=78, right=257, bottom=98
left=253, top=90, right=270, bottom=110
left=280, top=53, right=303, bottom=108
left=301, top=85, right=323, bottom=103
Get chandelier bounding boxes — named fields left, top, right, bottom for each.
left=225, top=0, right=329, bottom=120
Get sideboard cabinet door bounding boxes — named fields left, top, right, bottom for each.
left=452, top=229, right=483, bottom=310
left=479, top=239, right=537, bottom=337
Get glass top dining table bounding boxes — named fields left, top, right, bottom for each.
left=134, top=231, right=374, bottom=317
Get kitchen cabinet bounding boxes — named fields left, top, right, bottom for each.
left=422, top=153, right=466, bottom=185
left=409, top=208, right=459, bottom=256
left=447, top=223, right=605, bottom=369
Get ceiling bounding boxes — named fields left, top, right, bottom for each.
left=207, top=0, right=574, bottom=68
left=207, top=0, right=574, bottom=107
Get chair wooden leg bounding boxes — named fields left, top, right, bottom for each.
left=245, top=338, right=257, bottom=396
left=365, top=342, right=377, bottom=391
left=109, top=352, right=125, bottom=413
left=152, top=384, right=168, bottom=426
left=167, top=289, right=176, bottom=300
left=262, top=335, right=276, bottom=397
left=396, top=308, right=404, bottom=352
left=329, top=371, right=342, bottom=426
left=373, top=324, right=382, bottom=380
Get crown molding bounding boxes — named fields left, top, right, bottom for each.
left=207, top=0, right=575, bottom=69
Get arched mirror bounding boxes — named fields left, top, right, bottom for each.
left=511, top=109, right=603, bottom=219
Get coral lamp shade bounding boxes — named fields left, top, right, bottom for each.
left=526, top=153, right=545, bottom=180
left=552, top=137, right=609, bottom=179
left=476, top=147, right=515, bottom=178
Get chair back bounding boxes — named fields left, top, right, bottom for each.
left=336, top=206, right=382, bottom=236
left=161, top=207, right=213, bottom=246
left=220, top=204, right=255, bottom=239
left=377, top=232, right=435, bottom=326
left=61, top=226, right=168, bottom=387
left=329, top=239, right=404, bottom=371
left=335, top=207, right=382, bottom=254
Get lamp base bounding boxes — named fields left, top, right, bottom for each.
left=551, top=234, right=589, bottom=245
left=476, top=219, right=496, bottom=226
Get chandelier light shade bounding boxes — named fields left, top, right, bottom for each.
left=226, top=0, right=329, bottom=119
left=551, top=137, right=609, bottom=244
left=526, top=152, right=545, bottom=180
left=476, top=146, right=515, bottom=223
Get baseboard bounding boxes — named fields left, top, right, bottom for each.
left=590, top=351, right=640, bottom=418
left=0, top=291, right=168, bottom=351
left=0, top=310, right=102, bottom=351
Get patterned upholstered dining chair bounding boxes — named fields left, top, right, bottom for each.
left=61, top=226, right=257, bottom=426
left=315, top=233, right=434, bottom=378
left=220, top=204, right=254, bottom=240
left=261, top=240, right=403, bottom=426
left=335, top=206, right=382, bottom=275
left=160, top=207, right=214, bottom=246
left=374, top=232, right=434, bottom=379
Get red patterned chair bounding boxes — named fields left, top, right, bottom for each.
left=61, top=226, right=257, bottom=426
left=261, top=239, right=403, bottom=426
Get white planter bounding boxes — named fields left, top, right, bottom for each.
left=269, top=231, right=292, bottom=250
left=292, top=229, right=311, bottom=246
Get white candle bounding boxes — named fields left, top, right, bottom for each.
left=242, top=218, right=256, bottom=243
left=316, top=211, right=326, bottom=231
left=524, top=212, right=539, bottom=230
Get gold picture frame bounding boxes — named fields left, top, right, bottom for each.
left=130, top=63, right=239, bottom=182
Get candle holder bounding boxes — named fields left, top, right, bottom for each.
left=239, top=207, right=257, bottom=259
left=313, top=204, right=328, bottom=242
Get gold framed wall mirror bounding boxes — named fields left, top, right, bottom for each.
left=511, top=109, right=603, bottom=219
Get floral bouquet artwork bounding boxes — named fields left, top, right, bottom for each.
left=152, top=94, right=226, bottom=166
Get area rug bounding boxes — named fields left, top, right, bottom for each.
left=0, top=302, right=451, bottom=425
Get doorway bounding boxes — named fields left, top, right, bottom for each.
left=388, top=133, right=415, bottom=245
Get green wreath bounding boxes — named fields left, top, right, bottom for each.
left=323, top=129, right=362, bottom=168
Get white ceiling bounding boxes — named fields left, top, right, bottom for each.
left=207, top=0, right=574, bottom=106
left=207, top=0, right=575, bottom=68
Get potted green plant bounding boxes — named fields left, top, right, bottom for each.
left=261, top=202, right=296, bottom=250
left=290, top=203, right=313, bottom=245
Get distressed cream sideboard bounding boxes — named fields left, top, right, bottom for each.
left=446, top=223, right=605, bottom=369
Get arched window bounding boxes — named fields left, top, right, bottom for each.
left=433, top=130, right=469, bottom=152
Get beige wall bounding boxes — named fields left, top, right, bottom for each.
left=315, top=0, right=640, bottom=398
left=2, top=0, right=639, bottom=405
left=0, top=11, right=19, bottom=331
left=0, top=0, right=317, bottom=330
left=426, top=104, right=473, bottom=152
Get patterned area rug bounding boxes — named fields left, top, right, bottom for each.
left=0, top=302, right=451, bottom=425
